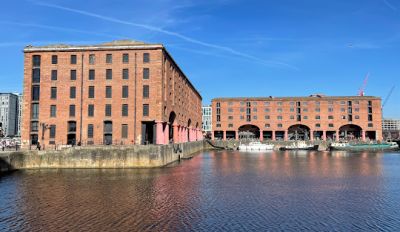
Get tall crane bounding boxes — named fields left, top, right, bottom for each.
left=383, top=85, right=396, bottom=108
left=358, top=73, right=369, bottom=96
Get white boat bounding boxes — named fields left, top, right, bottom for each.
left=280, top=141, right=318, bottom=151
left=239, top=141, right=274, bottom=151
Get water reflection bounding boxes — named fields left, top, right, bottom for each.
left=1, top=150, right=400, bottom=231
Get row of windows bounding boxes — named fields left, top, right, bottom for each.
left=47, top=85, right=149, bottom=99
left=34, top=103, right=150, bottom=118
left=219, top=100, right=371, bottom=107
left=44, top=53, right=151, bottom=66
left=47, top=68, right=148, bottom=81
left=217, top=123, right=375, bottom=129
left=37, top=124, right=130, bottom=139
left=229, top=107, right=362, bottom=113
left=226, top=115, right=362, bottom=120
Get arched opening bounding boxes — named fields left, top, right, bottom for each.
left=339, top=124, right=362, bottom=140
left=238, top=124, right=260, bottom=140
left=288, top=124, right=310, bottom=140
left=168, top=111, right=176, bottom=142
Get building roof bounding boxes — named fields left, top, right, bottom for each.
left=23, top=40, right=163, bottom=52
left=212, top=95, right=381, bottom=102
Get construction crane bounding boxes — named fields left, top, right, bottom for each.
left=383, top=85, right=396, bottom=108
left=358, top=73, right=369, bottom=96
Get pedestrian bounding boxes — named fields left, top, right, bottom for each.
left=37, top=141, right=41, bottom=151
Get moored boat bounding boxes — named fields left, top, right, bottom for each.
left=239, top=141, right=274, bottom=151
left=279, top=141, right=318, bottom=151
left=330, top=141, right=399, bottom=151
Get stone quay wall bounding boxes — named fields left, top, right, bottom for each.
left=0, top=141, right=205, bottom=173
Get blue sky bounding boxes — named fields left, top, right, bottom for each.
left=0, top=0, right=399, bottom=117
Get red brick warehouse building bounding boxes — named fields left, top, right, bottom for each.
left=22, top=40, right=202, bottom=147
left=212, top=95, right=383, bottom=141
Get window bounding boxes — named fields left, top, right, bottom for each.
left=228, top=108, right=233, bottom=113
left=31, top=121, right=39, bottom=132
left=32, top=103, right=39, bottom=119
left=32, top=69, right=40, bottom=83
left=88, top=86, right=95, bottom=98
left=228, top=116, right=233, bottom=120
left=265, top=124, right=270, bottom=128
left=290, top=108, right=294, bottom=112
left=69, top=105, right=75, bottom=117
left=355, top=115, right=360, bottom=119
left=87, top=124, right=94, bottom=138
left=33, top=55, right=41, bottom=67
left=50, top=105, right=56, bottom=117
left=51, top=55, right=58, bottom=64
left=70, top=87, right=76, bottom=99
left=341, top=108, right=346, bottom=112
left=122, top=124, right=128, bottom=138
left=277, top=108, right=282, bottom=112
left=253, top=116, right=257, bottom=120
left=49, top=125, right=56, bottom=139
left=264, top=102, right=270, bottom=106
left=143, top=53, right=150, bottom=63
left=264, top=108, right=270, bottom=112
left=303, top=116, right=308, bottom=119
left=89, top=69, right=95, bottom=80
left=118, top=85, right=128, bottom=98
left=51, top=87, right=57, bottom=99
left=228, top=124, right=233, bottom=128
left=70, top=70, right=76, bottom=80
left=68, top=122, right=76, bottom=132
left=89, top=54, right=95, bottom=64
left=51, top=70, right=57, bottom=80
left=265, top=115, right=270, bottom=119
left=105, top=86, right=112, bottom=98
left=277, top=116, right=283, bottom=120
left=368, top=115, right=373, bottom=121
left=328, top=115, right=334, bottom=119
left=143, top=104, right=149, bottom=116
left=143, top=85, right=149, bottom=98
left=240, top=108, right=245, bottom=113
left=32, top=86, right=40, bottom=101
left=290, top=115, right=295, bottom=120
left=355, top=108, right=360, bottom=112
left=303, top=108, right=308, bottom=112
left=315, top=115, right=321, bottom=120
left=341, top=115, right=346, bottom=119
left=277, top=102, right=283, bottom=106
left=123, top=53, right=129, bottom=63
left=106, top=54, right=112, bottom=64
left=105, top=104, right=112, bottom=117
left=122, top=69, right=129, bottom=79
left=315, top=108, right=320, bottom=112
left=368, top=123, right=373, bottom=127
left=106, top=69, right=112, bottom=80
left=88, top=104, right=94, bottom=117
left=240, top=116, right=244, bottom=120
left=315, top=123, right=321, bottom=128
left=122, top=104, right=128, bottom=116
left=70, top=55, right=77, bottom=64
left=328, top=107, right=333, bottom=112
left=216, top=124, right=221, bottom=128
left=340, top=101, right=346, bottom=105
left=329, top=123, right=334, bottom=127
left=143, top=68, right=150, bottom=79
left=277, top=123, right=283, bottom=128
